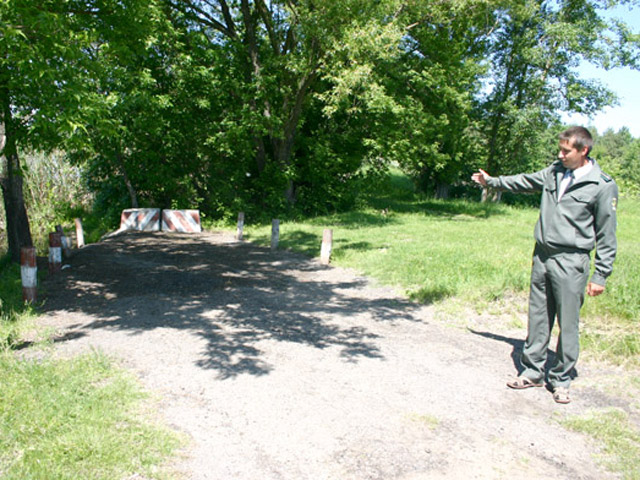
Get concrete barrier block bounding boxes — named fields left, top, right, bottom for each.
left=162, top=209, right=202, bottom=233
left=120, top=208, right=161, bottom=231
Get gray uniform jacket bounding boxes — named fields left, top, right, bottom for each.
left=486, top=159, right=618, bottom=286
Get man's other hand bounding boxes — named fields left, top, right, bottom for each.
left=471, top=169, right=490, bottom=187
left=587, top=282, right=605, bottom=297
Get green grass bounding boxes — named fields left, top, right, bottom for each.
left=0, top=258, right=182, bottom=480
left=562, top=409, right=640, bottom=479
left=576, top=197, right=640, bottom=366
left=0, top=351, right=182, bottom=480
left=0, top=257, right=40, bottom=350
left=247, top=200, right=534, bottom=304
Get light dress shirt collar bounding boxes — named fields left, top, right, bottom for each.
left=559, top=160, right=592, bottom=200
left=571, top=159, right=593, bottom=180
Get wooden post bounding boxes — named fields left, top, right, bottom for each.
left=48, top=232, right=62, bottom=274
left=320, top=228, right=333, bottom=265
left=20, top=247, right=37, bottom=303
left=271, top=219, right=279, bottom=251
left=75, top=218, right=85, bottom=248
left=236, top=212, right=245, bottom=240
left=56, top=225, right=71, bottom=257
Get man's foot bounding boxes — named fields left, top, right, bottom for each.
left=506, top=376, right=543, bottom=389
left=552, top=387, right=571, bottom=404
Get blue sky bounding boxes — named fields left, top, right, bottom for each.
left=564, top=64, right=640, bottom=137
left=562, top=4, right=640, bottom=137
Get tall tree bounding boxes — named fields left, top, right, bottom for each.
left=165, top=0, right=404, bottom=209
left=480, top=0, right=638, bottom=178
left=0, top=1, right=95, bottom=260
left=71, top=2, right=184, bottom=217
left=391, top=0, right=496, bottom=197
left=591, top=127, right=639, bottom=194
left=1, top=0, right=168, bottom=260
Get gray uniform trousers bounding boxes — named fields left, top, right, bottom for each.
left=520, top=245, right=591, bottom=389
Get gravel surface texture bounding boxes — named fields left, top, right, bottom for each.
left=37, top=230, right=631, bottom=480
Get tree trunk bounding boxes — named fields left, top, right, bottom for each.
left=116, top=151, right=138, bottom=208
left=435, top=182, right=449, bottom=199
left=1, top=91, right=33, bottom=261
left=480, top=187, right=502, bottom=203
left=274, top=70, right=317, bottom=206
left=0, top=130, right=33, bottom=261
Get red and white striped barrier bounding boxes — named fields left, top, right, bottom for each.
left=48, top=232, right=62, bottom=274
left=21, top=246, right=37, bottom=302
left=161, top=210, right=202, bottom=233
left=120, top=208, right=161, bottom=231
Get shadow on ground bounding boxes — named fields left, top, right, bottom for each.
left=468, top=329, right=574, bottom=382
left=42, top=231, right=426, bottom=379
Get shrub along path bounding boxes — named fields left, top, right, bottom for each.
left=39, top=230, right=628, bottom=479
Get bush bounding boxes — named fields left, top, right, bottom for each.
left=0, top=150, right=93, bottom=256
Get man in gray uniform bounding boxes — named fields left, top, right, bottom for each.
left=471, top=126, right=618, bottom=404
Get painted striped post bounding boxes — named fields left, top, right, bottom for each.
left=271, top=219, right=279, bottom=251
left=61, top=235, right=71, bottom=257
left=75, top=218, right=85, bottom=248
left=56, top=225, right=71, bottom=257
left=20, top=246, right=37, bottom=303
left=48, top=232, right=62, bottom=274
left=320, top=228, right=333, bottom=265
left=236, top=212, right=245, bottom=241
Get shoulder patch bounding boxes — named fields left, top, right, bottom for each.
left=600, top=172, right=612, bottom=183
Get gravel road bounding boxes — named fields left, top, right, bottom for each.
left=38, top=230, right=629, bottom=479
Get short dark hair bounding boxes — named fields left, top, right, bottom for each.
left=559, top=126, right=593, bottom=154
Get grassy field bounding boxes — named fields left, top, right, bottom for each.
left=0, top=352, right=182, bottom=480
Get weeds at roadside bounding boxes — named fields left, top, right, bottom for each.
left=0, top=351, right=183, bottom=480
left=562, top=408, right=640, bottom=480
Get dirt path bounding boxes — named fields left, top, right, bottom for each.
left=37, top=230, right=627, bottom=479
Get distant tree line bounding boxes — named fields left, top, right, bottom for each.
left=591, top=127, right=640, bottom=197
left=2, top=0, right=639, bottom=261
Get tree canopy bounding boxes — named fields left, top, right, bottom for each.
left=2, top=0, right=639, bottom=259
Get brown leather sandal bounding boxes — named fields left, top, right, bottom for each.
left=552, top=387, right=571, bottom=404
left=506, top=376, right=543, bottom=389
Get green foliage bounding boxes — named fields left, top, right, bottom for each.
left=390, top=0, right=493, bottom=195
left=21, top=150, right=91, bottom=254
left=478, top=0, right=629, bottom=177
left=0, top=0, right=115, bottom=151
left=592, top=128, right=640, bottom=196
left=0, top=351, right=182, bottom=479
left=2, top=0, right=639, bottom=248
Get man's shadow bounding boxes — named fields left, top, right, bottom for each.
left=468, top=329, right=577, bottom=387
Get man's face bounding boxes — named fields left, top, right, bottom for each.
left=558, top=138, right=588, bottom=171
